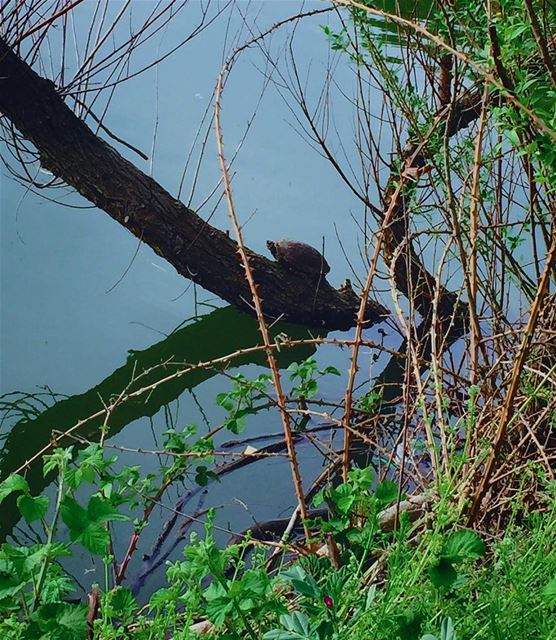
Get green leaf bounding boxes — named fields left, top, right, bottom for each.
left=442, top=530, right=485, bottom=563
left=264, top=631, right=302, bottom=640
left=312, top=490, right=325, bottom=508
left=396, top=610, right=423, bottom=639
left=280, top=611, right=313, bottom=638
left=240, top=569, right=268, bottom=596
left=108, top=586, right=138, bottom=620
left=195, top=466, right=219, bottom=486
left=0, top=569, right=25, bottom=600
left=506, top=129, right=520, bottom=146
left=428, top=558, right=457, bottom=589
left=348, top=466, right=373, bottom=491
left=32, top=602, right=88, bottom=639
left=542, top=576, right=556, bottom=606
left=321, top=366, right=341, bottom=376
left=304, top=379, right=318, bottom=398
left=87, top=495, right=127, bottom=523
left=375, top=480, right=398, bottom=504
left=280, top=566, right=320, bottom=598
left=440, top=617, right=456, bottom=640
left=0, top=474, right=29, bottom=504
left=17, top=494, right=49, bottom=523
left=365, top=584, right=377, bottom=609
left=79, top=522, right=110, bottom=555
left=61, top=496, right=89, bottom=535
left=40, top=570, right=75, bottom=604
left=205, top=594, right=234, bottom=627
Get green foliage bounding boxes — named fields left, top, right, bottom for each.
left=0, top=453, right=554, bottom=639
left=216, top=372, right=272, bottom=433
left=428, top=529, right=485, bottom=589
left=312, top=466, right=398, bottom=548
left=287, top=358, right=341, bottom=400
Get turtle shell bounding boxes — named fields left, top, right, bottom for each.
left=266, top=239, right=330, bottom=275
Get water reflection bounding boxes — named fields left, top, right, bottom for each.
left=0, top=306, right=322, bottom=539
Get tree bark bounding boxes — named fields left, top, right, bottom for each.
left=0, top=37, right=387, bottom=330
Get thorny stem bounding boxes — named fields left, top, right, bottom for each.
left=214, top=23, right=313, bottom=537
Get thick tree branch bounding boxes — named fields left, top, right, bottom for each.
left=0, top=37, right=387, bottom=330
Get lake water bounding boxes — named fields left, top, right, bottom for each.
left=0, top=1, right=402, bottom=598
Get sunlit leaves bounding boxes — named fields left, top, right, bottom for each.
left=0, top=474, right=30, bottom=504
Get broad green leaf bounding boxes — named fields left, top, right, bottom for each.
left=375, top=480, right=398, bottom=504
left=40, top=571, right=75, bottom=604
left=506, top=129, right=520, bottom=146
left=0, top=474, right=29, bottom=504
left=61, top=496, right=88, bottom=535
left=195, top=466, right=219, bottom=487
left=109, top=586, right=138, bottom=618
left=332, top=484, right=356, bottom=514
left=240, top=569, right=268, bottom=596
left=0, top=572, right=25, bottom=600
left=17, top=494, right=49, bottom=523
left=87, top=495, right=127, bottom=523
left=348, top=466, right=373, bottom=491
left=312, top=490, right=325, bottom=508
left=365, top=584, right=377, bottom=609
left=32, top=602, right=88, bottom=639
left=290, top=576, right=319, bottom=598
left=149, top=586, right=179, bottom=610
left=22, top=546, right=51, bottom=575
left=442, top=530, right=485, bottom=563
left=203, top=581, right=227, bottom=602
left=79, top=522, right=110, bottom=555
left=282, top=611, right=308, bottom=633
left=279, top=566, right=319, bottom=597
left=205, top=595, right=234, bottom=627
left=321, top=366, right=341, bottom=376
left=428, top=558, right=457, bottom=589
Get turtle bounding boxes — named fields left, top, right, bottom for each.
left=266, top=239, right=330, bottom=276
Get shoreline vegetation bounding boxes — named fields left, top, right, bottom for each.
left=1, top=0, right=555, bottom=637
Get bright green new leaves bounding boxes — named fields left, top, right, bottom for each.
left=287, top=357, right=340, bottom=400
left=0, top=474, right=30, bottom=504
left=61, top=495, right=128, bottom=555
left=313, top=466, right=399, bottom=542
left=216, top=372, right=272, bottom=434
left=0, top=473, right=50, bottom=524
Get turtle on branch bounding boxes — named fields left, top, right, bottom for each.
left=266, top=239, right=330, bottom=277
